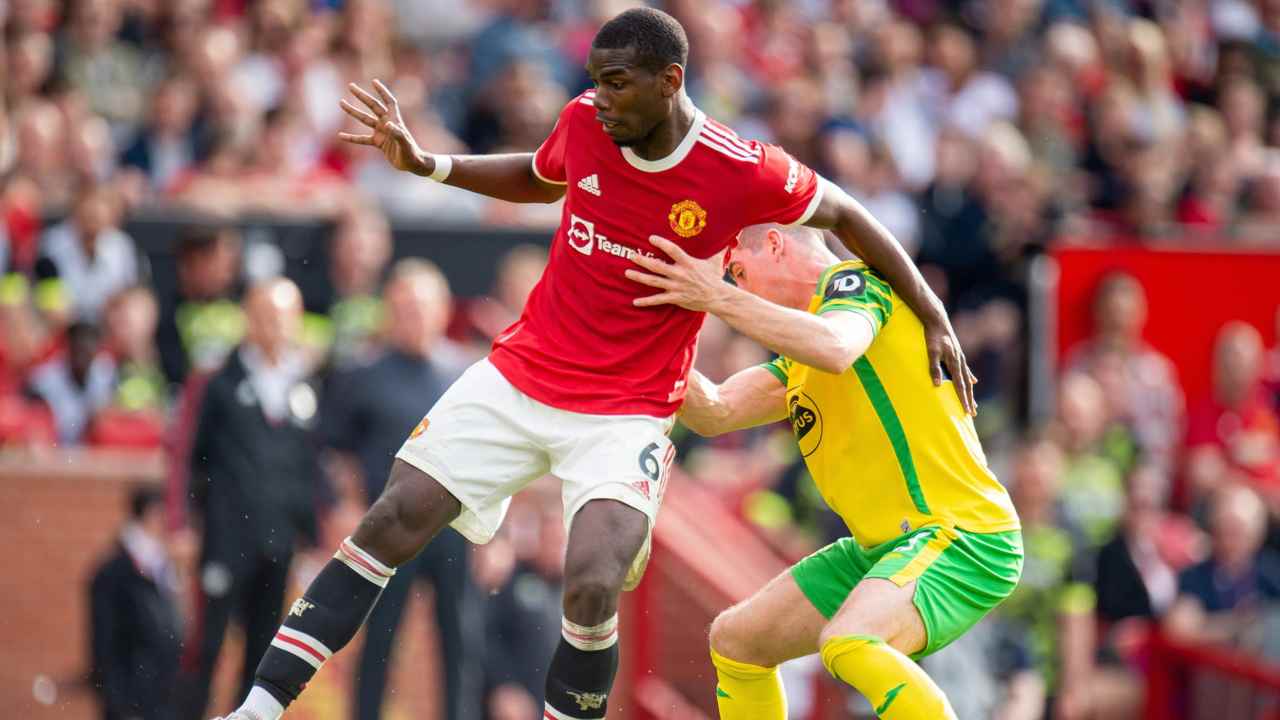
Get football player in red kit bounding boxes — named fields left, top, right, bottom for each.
left=212, top=8, right=976, bottom=720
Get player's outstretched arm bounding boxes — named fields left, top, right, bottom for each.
left=339, top=80, right=565, bottom=204
left=679, top=367, right=787, bottom=437
left=628, top=237, right=875, bottom=374
left=804, top=184, right=978, bottom=414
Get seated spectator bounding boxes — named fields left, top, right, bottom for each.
left=1165, top=484, right=1280, bottom=646
left=36, top=183, right=139, bottom=322
left=918, top=22, right=1018, bottom=139
left=1066, top=272, right=1184, bottom=474
left=26, top=321, right=116, bottom=444
left=1053, top=372, right=1130, bottom=549
left=996, top=434, right=1095, bottom=715
left=56, top=0, right=161, bottom=133
left=88, top=484, right=182, bottom=720
left=120, top=74, right=200, bottom=193
left=155, top=224, right=245, bottom=386
left=1185, top=321, right=1280, bottom=504
left=462, top=243, right=549, bottom=345
left=89, top=286, right=167, bottom=448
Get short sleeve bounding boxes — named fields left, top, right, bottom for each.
left=761, top=355, right=790, bottom=385
left=532, top=94, right=584, bottom=186
left=815, top=262, right=895, bottom=334
left=750, top=143, right=825, bottom=227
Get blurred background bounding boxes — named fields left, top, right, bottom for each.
left=2, top=0, right=1280, bottom=719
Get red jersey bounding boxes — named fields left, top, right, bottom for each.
left=488, top=90, right=824, bottom=416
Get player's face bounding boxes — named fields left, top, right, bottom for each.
left=586, top=47, right=672, bottom=147
left=725, top=247, right=795, bottom=309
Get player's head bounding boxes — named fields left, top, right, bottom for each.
left=587, top=7, right=689, bottom=147
left=728, top=224, right=834, bottom=309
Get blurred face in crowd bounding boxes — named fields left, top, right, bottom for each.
left=930, top=25, right=977, bottom=85
left=1011, top=439, right=1063, bottom=518
left=7, top=31, right=53, bottom=99
left=15, top=101, right=65, bottom=176
left=586, top=45, right=683, bottom=148
left=1213, top=321, right=1264, bottom=406
left=244, top=279, right=303, bottom=362
left=1057, top=372, right=1108, bottom=450
left=1124, top=463, right=1165, bottom=536
left=179, top=230, right=242, bottom=300
left=104, top=287, right=159, bottom=362
left=1220, top=76, right=1264, bottom=140
left=151, top=77, right=199, bottom=136
left=384, top=267, right=452, bottom=358
left=494, top=245, right=548, bottom=312
left=71, top=0, right=123, bottom=49
left=1210, top=485, right=1267, bottom=571
left=1092, top=273, right=1147, bottom=344
left=330, top=212, right=391, bottom=297
left=74, top=186, right=121, bottom=249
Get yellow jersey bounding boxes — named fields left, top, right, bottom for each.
left=762, top=260, right=1020, bottom=547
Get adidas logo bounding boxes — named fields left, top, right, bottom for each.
left=577, top=174, right=601, bottom=196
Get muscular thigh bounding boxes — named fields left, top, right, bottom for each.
left=711, top=570, right=828, bottom=668
left=563, top=499, right=649, bottom=589
left=824, top=578, right=927, bottom=657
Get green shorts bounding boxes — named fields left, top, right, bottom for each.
left=791, top=524, right=1023, bottom=658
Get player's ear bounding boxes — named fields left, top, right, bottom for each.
left=767, top=228, right=785, bottom=258
left=661, top=63, right=684, bottom=98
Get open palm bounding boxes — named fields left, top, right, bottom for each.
left=338, top=79, right=423, bottom=173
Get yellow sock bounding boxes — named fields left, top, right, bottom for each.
left=820, top=634, right=957, bottom=719
left=709, top=647, right=787, bottom=720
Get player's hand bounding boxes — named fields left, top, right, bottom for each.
left=922, top=317, right=978, bottom=416
left=626, top=235, right=731, bottom=312
left=338, top=79, right=428, bottom=175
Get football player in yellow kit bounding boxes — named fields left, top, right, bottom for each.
left=627, top=224, right=1022, bottom=719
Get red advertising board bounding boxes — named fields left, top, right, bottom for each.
left=1052, top=246, right=1280, bottom=409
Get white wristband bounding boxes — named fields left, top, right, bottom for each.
left=427, top=154, right=452, bottom=182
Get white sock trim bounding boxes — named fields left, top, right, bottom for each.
left=544, top=704, right=589, bottom=720
left=334, top=537, right=395, bottom=587
left=239, top=685, right=285, bottom=720
left=562, top=614, right=619, bottom=651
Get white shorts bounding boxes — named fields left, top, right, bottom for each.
left=395, top=358, right=676, bottom=545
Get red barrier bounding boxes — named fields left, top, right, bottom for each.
left=1145, top=631, right=1280, bottom=720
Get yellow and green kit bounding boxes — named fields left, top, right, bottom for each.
left=762, top=260, right=1023, bottom=658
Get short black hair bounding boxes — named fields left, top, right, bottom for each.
left=592, top=7, right=689, bottom=74
left=128, top=485, right=164, bottom=521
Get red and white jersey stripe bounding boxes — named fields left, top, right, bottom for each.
left=698, top=119, right=761, bottom=163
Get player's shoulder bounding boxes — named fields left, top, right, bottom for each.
left=695, top=115, right=765, bottom=165
left=816, top=260, right=881, bottom=297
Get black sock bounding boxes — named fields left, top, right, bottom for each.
left=251, top=538, right=394, bottom=708
left=544, top=615, right=620, bottom=719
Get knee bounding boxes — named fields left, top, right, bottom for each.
left=709, top=608, right=765, bottom=667
left=562, top=572, right=620, bottom=625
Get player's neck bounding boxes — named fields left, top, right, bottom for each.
left=631, top=95, right=696, bottom=161
left=785, top=254, right=835, bottom=309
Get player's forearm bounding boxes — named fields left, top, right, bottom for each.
left=710, top=286, right=857, bottom=375
left=677, top=370, right=732, bottom=436
left=827, top=192, right=947, bottom=328
left=416, top=152, right=565, bottom=204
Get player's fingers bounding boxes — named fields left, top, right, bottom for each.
left=624, top=269, right=672, bottom=289
left=647, top=235, right=688, bottom=262
left=633, top=292, right=676, bottom=307
left=928, top=348, right=945, bottom=387
left=629, top=253, right=671, bottom=274
left=349, top=83, right=388, bottom=116
left=340, top=99, right=379, bottom=128
left=947, top=349, right=976, bottom=416
left=372, top=78, right=399, bottom=109
left=337, top=132, right=376, bottom=146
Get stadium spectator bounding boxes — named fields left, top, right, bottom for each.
left=121, top=74, right=201, bottom=193
left=1066, top=272, right=1184, bottom=475
left=463, top=243, right=549, bottom=345
left=1053, top=372, right=1130, bottom=550
left=321, top=207, right=392, bottom=370
left=90, top=285, right=167, bottom=448
left=1185, top=321, right=1280, bottom=504
left=11, top=98, right=74, bottom=209
left=919, top=618, right=1044, bottom=720
left=88, top=484, right=183, bottom=720
left=318, top=259, right=480, bottom=720
left=56, top=0, right=161, bottom=133
left=920, top=22, right=1018, bottom=140
left=155, top=224, right=244, bottom=386
left=26, top=321, right=115, bottom=444
left=6, top=30, right=56, bottom=106
left=35, top=182, right=138, bottom=322
left=998, top=433, right=1094, bottom=717
left=1165, top=484, right=1280, bottom=647
left=181, top=278, right=322, bottom=719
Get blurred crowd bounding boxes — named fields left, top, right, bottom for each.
left=1, top=0, right=1280, bottom=719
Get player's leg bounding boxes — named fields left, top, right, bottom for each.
left=230, top=460, right=461, bottom=720
left=706, top=569, right=829, bottom=720
left=816, top=525, right=1023, bottom=720
left=543, top=499, right=647, bottom=720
